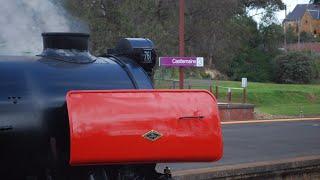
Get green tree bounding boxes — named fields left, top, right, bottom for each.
left=300, top=31, right=316, bottom=43
left=64, top=0, right=286, bottom=80
left=230, top=48, right=274, bottom=82
left=274, top=52, right=314, bottom=84
left=310, top=0, right=320, bottom=4
left=260, top=23, right=284, bottom=53
left=243, top=0, right=285, bottom=9
left=286, top=26, right=298, bottom=43
left=226, top=16, right=279, bottom=82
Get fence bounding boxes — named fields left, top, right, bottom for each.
left=154, top=79, right=247, bottom=103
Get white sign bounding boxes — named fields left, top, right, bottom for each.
left=241, top=78, right=247, bottom=88
left=196, top=57, right=204, bottom=67
left=159, top=57, right=204, bottom=67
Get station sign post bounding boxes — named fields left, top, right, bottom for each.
left=179, top=0, right=185, bottom=89
left=159, top=57, right=204, bottom=67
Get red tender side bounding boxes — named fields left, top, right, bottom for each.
left=66, top=90, right=223, bottom=166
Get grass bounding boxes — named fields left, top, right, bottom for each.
left=155, top=79, right=320, bottom=116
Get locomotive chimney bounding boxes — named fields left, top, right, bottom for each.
left=40, top=32, right=95, bottom=63
left=42, top=32, right=89, bottom=51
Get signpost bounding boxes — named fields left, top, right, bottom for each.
left=159, top=57, right=204, bottom=67
left=241, top=78, right=248, bottom=88
left=242, top=78, right=248, bottom=103
left=164, top=0, right=204, bottom=89
left=179, top=0, right=185, bottom=89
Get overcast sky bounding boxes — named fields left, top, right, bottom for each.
left=250, top=0, right=310, bottom=23
left=276, top=0, right=310, bottom=22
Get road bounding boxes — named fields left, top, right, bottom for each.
left=157, top=119, right=320, bottom=171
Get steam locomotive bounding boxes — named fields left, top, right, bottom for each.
left=0, top=33, right=223, bottom=180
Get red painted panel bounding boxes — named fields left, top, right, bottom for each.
left=66, top=90, right=223, bottom=166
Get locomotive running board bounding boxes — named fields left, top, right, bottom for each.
left=66, top=90, right=223, bottom=166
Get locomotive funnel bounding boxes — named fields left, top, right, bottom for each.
left=40, top=32, right=95, bottom=63
left=42, top=32, right=89, bottom=51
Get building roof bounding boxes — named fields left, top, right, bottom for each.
left=284, top=4, right=320, bottom=22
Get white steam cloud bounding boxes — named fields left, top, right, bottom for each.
left=0, top=0, right=88, bottom=55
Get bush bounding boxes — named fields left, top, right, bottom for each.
left=315, top=59, right=320, bottom=79
left=228, top=48, right=274, bottom=82
left=308, top=52, right=320, bottom=80
left=274, top=52, right=314, bottom=84
left=300, top=32, right=316, bottom=43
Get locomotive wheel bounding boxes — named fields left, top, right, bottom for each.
left=88, top=168, right=108, bottom=180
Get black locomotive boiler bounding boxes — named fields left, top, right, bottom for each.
left=0, top=33, right=223, bottom=180
left=0, top=33, right=160, bottom=180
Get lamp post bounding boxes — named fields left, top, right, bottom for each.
left=179, top=0, right=185, bottom=89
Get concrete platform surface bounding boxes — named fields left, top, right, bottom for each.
left=157, top=120, right=320, bottom=172
left=173, top=155, right=320, bottom=179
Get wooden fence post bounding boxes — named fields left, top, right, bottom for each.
left=227, top=88, right=232, bottom=103
left=215, top=86, right=219, bottom=99
left=243, top=88, right=247, bottom=104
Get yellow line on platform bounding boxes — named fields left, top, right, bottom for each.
left=221, top=118, right=320, bottom=125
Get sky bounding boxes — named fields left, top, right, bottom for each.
left=277, top=0, right=310, bottom=22
left=250, top=0, right=310, bottom=23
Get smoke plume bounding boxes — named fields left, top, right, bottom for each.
left=0, top=0, right=88, bottom=55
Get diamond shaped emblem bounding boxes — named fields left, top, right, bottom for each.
left=143, top=130, right=162, bottom=141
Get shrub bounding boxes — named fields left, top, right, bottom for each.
left=229, top=48, right=274, bottom=82
left=315, top=59, right=320, bottom=79
left=274, top=52, right=314, bottom=84
left=308, top=52, right=320, bottom=80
